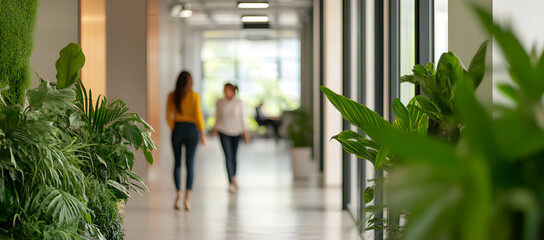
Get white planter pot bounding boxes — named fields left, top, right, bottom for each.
left=289, top=147, right=312, bottom=179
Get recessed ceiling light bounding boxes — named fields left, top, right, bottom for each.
left=241, top=15, right=269, bottom=22
left=237, top=2, right=270, bottom=9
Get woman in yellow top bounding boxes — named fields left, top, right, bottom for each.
left=166, top=71, right=207, bottom=211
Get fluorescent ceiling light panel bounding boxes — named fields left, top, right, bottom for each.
left=238, top=2, right=270, bottom=9
left=241, top=15, right=269, bottom=22
left=180, top=9, right=193, bottom=18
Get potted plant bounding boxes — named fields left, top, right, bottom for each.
left=287, top=108, right=313, bottom=179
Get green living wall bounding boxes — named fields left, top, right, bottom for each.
left=0, top=0, right=39, bottom=105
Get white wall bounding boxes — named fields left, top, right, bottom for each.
left=30, top=0, right=79, bottom=86
left=492, top=0, right=544, bottom=105
left=448, top=0, right=493, bottom=106
left=322, top=0, right=343, bottom=187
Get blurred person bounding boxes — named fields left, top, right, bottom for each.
left=255, top=102, right=282, bottom=138
left=212, top=83, right=250, bottom=193
left=166, top=70, right=207, bottom=211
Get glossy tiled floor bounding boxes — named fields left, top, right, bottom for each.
left=123, top=138, right=361, bottom=240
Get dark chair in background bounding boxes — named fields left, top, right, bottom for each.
left=255, top=105, right=282, bottom=139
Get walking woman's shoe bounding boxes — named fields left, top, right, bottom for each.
left=184, top=190, right=192, bottom=211
left=174, top=191, right=182, bottom=210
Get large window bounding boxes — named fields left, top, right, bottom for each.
left=435, top=0, right=448, bottom=61
left=400, top=0, right=416, bottom=105
left=200, top=30, right=301, bottom=129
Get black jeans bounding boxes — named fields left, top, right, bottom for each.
left=171, top=122, right=199, bottom=191
left=219, top=132, right=242, bottom=183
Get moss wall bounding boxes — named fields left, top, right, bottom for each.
left=0, top=0, right=39, bottom=105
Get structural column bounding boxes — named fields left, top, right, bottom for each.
left=322, top=0, right=343, bottom=187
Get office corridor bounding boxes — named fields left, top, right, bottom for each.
left=123, top=138, right=361, bottom=240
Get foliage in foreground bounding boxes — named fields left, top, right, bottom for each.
left=0, top=43, right=155, bottom=239
left=323, top=5, right=544, bottom=240
left=322, top=37, right=487, bottom=239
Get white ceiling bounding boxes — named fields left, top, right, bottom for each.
left=170, top=0, right=313, bottom=29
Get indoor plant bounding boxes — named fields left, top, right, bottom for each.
left=0, top=43, right=155, bottom=239
left=321, top=38, right=487, bottom=237
left=287, top=108, right=313, bottom=179
left=322, top=5, right=544, bottom=240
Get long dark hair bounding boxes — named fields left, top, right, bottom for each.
left=173, top=71, right=193, bottom=113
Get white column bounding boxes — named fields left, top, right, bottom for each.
left=323, top=0, right=343, bottom=187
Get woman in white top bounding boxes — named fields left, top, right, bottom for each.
left=212, top=83, right=250, bottom=193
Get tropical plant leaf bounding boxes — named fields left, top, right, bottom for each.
left=407, top=98, right=429, bottom=136
left=436, top=52, right=463, bottom=101
left=455, top=70, right=496, bottom=158
left=392, top=98, right=409, bottom=123
left=331, top=130, right=378, bottom=164
left=367, top=123, right=461, bottom=173
left=412, top=95, right=442, bottom=122
left=55, top=43, right=85, bottom=89
left=374, top=145, right=388, bottom=171
left=120, top=122, right=144, bottom=148
left=468, top=40, right=489, bottom=88
left=364, top=186, right=375, bottom=204
left=26, top=81, right=75, bottom=112
left=41, top=189, right=89, bottom=225
left=143, top=148, right=153, bottom=165
left=321, top=86, right=391, bottom=138
left=107, top=180, right=131, bottom=200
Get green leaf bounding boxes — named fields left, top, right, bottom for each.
left=55, top=43, right=85, bottom=89
left=367, top=124, right=461, bottom=174
left=364, top=186, right=375, bottom=204
left=407, top=98, right=430, bottom=135
left=468, top=40, right=489, bottom=88
left=68, top=112, right=85, bottom=129
left=436, top=52, right=463, bottom=98
left=400, top=74, right=415, bottom=84
left=375, top=146, right=388, bottom=171
left=143, top=148, right=153, bottom=165
left=321, top=86, right=391, bottom=138
left=26, top=81, right=75, bottom=112
left=84, top=213, right=92, bottom=224
left=455, top=70, right=495, bottom=158
left=332, top=131, right=378, bottom=164
left=392, top=98, right=409, bottom=122
left=412, top=96, right=442, bottom=122
left=41, top=189, right=89, bottom=225
left=496, top=83, right=520, bottom=103
left=120, top=122, right=144, bottom=148
left=9, top=147, right=16, bottom=169
left=107, top=180, right=131, bottom=200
